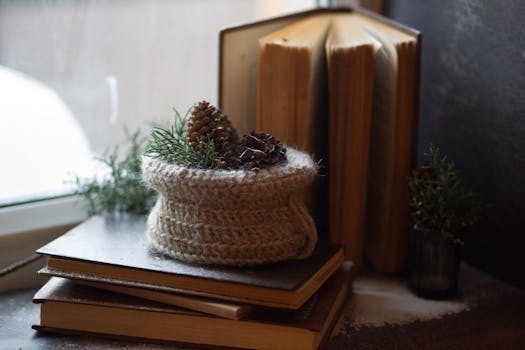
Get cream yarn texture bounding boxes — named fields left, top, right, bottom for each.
left=142, top=148, right=318, bottom=266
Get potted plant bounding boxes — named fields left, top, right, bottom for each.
left=407, top=144, right=483, bottom=299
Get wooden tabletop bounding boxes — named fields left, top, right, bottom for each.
left=1, top=264, right=524, bottom=349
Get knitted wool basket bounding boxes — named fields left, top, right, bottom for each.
left=142, top=148, right=318, bottom=266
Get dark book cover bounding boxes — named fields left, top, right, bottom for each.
left=37, top=214, right=343, bottom=291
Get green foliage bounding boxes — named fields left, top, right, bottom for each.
left=72, top=130, right=157, bottom=216
left=144, top=108, right=218, bottom=169
left=408, top=144, right=484, bottom=245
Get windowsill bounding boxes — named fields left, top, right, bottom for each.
left=0, top=189, right=76, bottom=209
left=0, top=195, right=87, bottom=237
left=0, top=196, right=88, bottom=293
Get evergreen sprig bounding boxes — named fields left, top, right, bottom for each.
left=408, top=144, right=484, bottom=245
left=144, top=108, right=218, bottom=169
left=72, top=130, right=157, bottom=216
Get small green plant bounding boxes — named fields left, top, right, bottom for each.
left=408, top=144, right=483, bottom=245
left=72, top=130, right=157, bottom=216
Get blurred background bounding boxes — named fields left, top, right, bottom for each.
left=0, top=0, right=317, bottom=204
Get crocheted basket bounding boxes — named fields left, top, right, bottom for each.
left=142, top=148, right=318, bottom=266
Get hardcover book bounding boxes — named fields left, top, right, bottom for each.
left=37, top=214, right=344, bottom=309
left=219, top=7, right=420, bottom=272
left=34, top=263, right=352, bottom=350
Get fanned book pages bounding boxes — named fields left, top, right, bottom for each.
left=325, top=14, right=376, bottom=269
left=353, top=13, right=419, bottom=272
left=34, top=263, right=353, bottom=350
left=219, top=7, right=420, bottom=272
left=257, top=14, right=332, bottom=235
left=37, top=214, right=344, bottom=309
left=257, top=14, right=330, bottom=156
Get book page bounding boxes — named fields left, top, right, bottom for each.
left=257, top=14, right=331, bottom=153
left=355, top=14, right=418, bottom=272
left=257, top=14, right=331, bottom=235
left=325, top=14, right=377, bottom=268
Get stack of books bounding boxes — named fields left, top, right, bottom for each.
left=33, top=214, right=350, bottom=349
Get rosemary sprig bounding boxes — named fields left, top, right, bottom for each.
left=408, top=144, right=484, bottom=244
left=72, top=129, right=157, bottom=216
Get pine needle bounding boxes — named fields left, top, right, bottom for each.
left=144, top=108, right=218, bottom=169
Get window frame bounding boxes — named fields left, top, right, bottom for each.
left=0, top=195, right=87, bottom=237
left=0, top=195, right=87, bottom=293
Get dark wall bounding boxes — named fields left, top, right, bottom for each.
left=385, top=0, right=525, bottom=288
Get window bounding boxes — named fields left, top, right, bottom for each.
left=0, top=0, right=314, bottom=231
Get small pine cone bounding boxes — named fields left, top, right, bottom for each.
left=237, top=132, right=287, bottom=171
left=215, top=148, right=241, bottom=170
left=187, top=101, right=238, bottom=155
left=186, top=101, right=217, bottom=150
left=209, top=112, right=239, bottom=155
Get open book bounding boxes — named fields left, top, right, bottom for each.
left=219, top=7, right=420, bottom=272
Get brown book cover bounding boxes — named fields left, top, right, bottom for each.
left=34, top=263, right=352, bottom=350
left=219, top=7, right=420, bottom=272
left=37, top=214, right=344, bottom=309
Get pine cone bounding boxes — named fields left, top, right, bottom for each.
left=187, top=101, right=238, bottom=155
left=237, top=132, right=287, bottom=171
left=215, top=147, right=241, bottom=170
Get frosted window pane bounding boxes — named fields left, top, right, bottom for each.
left=0, top=0, right=314, bottom=204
